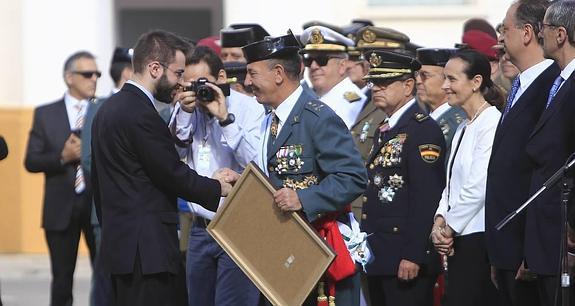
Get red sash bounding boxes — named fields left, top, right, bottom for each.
left=313, top=205, right=356, bottom=306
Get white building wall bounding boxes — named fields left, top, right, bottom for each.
left=0, top=0, right=114, bottom=107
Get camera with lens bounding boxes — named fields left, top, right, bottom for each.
left=183, top=77, right=230, bottom=103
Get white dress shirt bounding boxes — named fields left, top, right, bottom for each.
left=319, top=77, right=365, bottom=129
left=559, top=58, right=575, bottom=91
left=435, top=106, right=501, bottom=236
left=257, top=85, right=303, bottom=175
left=510, top=59, right=554, bottom=108
left=387, top=98, right=417, bottom=129
left=64, top=92, right=89, bottom=129
left=429, top=102, right=452, bottom=121
left=171, top=89, right=265, bottom=219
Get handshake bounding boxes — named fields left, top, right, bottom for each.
left=212, top=168, right=241, bottom=197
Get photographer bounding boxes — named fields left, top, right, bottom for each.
left=169, top=46, right=264, bottom=306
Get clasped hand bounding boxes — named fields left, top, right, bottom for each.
left=212, top=168, right=240, bottom=197
left=431, top=216, right=454, bottom=256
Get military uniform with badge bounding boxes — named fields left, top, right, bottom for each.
left=415, top=48, right=466, bottom=156
left=243, top=33, right=368, bottom=306
left=360, top=50, right=445, bottom=306
left=300, top=26, right=367, bottom=129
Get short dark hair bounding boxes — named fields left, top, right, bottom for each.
left=63, top=51, right=95, bottom=77
left=186, top=46, right=223, bottom=79
left=450, top=50, right=505, bottom=108
left=266, top=53, right=302, bottom=81
left=110, top=62, right=131, bottom=86
left=513, top=0, right=551, bottom=41
left=132, top=30, right=191, bottom=74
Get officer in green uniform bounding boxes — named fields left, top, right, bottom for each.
left=242, top=33, right=368, bottom=306
left=360, top=49, right=445, bottom=306
left=415, top=48, right=466, bottom=156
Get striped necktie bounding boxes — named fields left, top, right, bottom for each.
left=74, top=103, right=86, bottom=194
left=546, top=75, right=564, bottom=109
left=501, top=76, right=520, bottom=121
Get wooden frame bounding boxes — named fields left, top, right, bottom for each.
left=207, top=162, right=335, bottom=306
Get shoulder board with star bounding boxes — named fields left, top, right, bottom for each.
left=343, top=91, right=361, bottom=103
left=414, top=112, right=430, bottom=122
left=304, top=100, right=326, bottom=116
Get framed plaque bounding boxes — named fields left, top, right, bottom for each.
left=207, top=162, right=335, bottom=306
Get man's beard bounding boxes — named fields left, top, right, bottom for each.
left=154, top=73, right=176, bottom=103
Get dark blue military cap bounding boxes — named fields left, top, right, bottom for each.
left=242, top=33, right=301, bottom=64
left=220, top=27, right=255, bottom=48
left=230, top=23, right=270, bottom=41
left=111, top=47, right=133, bottom=64
left=363, top=49, right=421, bottom=80
left=416, top=48, right=458, bottom=67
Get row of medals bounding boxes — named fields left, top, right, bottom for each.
left=371, top=135, right=406, bottom=203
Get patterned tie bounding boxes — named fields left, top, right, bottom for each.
left=501, top=76, right=520, bottom=121
left=74, top=103, right=86, bottom=194
left=266, top=112, right=279, bottom=155
left=546, top=75, right=564, bottom=109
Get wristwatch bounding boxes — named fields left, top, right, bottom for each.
left=218, top=113, right=235, bottom=127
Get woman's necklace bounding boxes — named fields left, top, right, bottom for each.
left=467, top=100, right=489, bottom=125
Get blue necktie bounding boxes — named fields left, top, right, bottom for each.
left=546, top=75, right=564, bottom=109
left=501, top=76, right=520, bottom=121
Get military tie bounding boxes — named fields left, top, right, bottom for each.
left=266, top=112, right=279, bottom=155
left=376, top=118, right=390, bottom=145
left=501, top=76, right=520, bottom=122
left=546, top=75, right=564, bottom=109
left=74, top=103, right=86, bottom=194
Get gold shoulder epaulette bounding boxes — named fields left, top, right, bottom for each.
left=414, top=113, right=429, bottom=122
left=344, top=91, right=361, bottom=103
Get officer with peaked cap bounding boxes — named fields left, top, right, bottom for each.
left=361, top=49, right=445, bottom=306
left=220, top=27, right=255, bottom=63
left=300, top=25, right=367, bottom=129
left=242, top=33, right=367, bottom=306
left=416, top=48, right=465, bottom=159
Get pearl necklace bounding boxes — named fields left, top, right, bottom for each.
left=467, top=100, right=489, bottom=125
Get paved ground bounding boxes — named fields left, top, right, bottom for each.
left=0, top=254, right=91, bottom=306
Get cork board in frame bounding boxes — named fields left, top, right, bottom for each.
left=207, top=162, right=336, bottom=306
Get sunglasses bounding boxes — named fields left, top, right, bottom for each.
left=72, top=71, right=102, bottom=79
left=303, top=55, right=343, bottom=67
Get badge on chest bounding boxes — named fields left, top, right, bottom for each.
left=370, top=133, right=407, bottom=169
left=273, top=144, right=304, bottom=174
left=372, top=173, right=404, bottom=204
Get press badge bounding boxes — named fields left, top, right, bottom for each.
left=197, top=144, right=211, bottom=172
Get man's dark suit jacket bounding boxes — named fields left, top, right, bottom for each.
left=91, top=83, right=221, bottom=275
left=524, top=68, right=575, bottom=275
left=485, top=63, right=560, bottom=271
left=24, top=98, right=96, bottom=230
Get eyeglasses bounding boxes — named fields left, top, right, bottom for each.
left=538, top=22, right=559, bottom=31
left=160, top=63, right=185, bottom=79
left=72, top=71, right=102, bottom=79
left=303, top=55, right=343, bottom=67
left=415, top=71, right=441, bottom=82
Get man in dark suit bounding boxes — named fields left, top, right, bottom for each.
left=242, top=33, right=367, bottom=305
left=24, top=51, right=99, bottom=306
left=91, top=30, right=234, bottom=306
left=524, top=2, right=575, bottom=305
left=485, top=1, right=557, bottom=306
left=361, top=50, right=445, bottom=306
